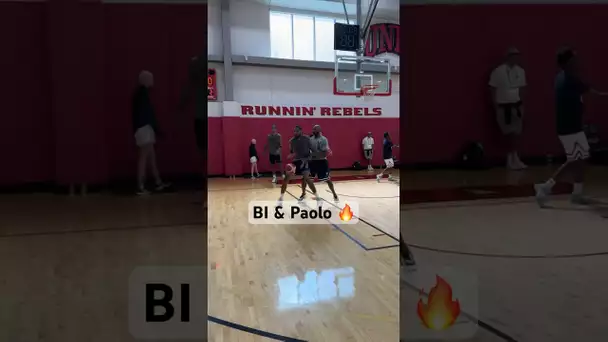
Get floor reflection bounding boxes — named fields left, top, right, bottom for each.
left=277, top=267, right=355, bottom=310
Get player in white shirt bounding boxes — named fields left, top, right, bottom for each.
left=489, top=47, right=527, bottom=170
left=362, top=132, right=374, bottom=171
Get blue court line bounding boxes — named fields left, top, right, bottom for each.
left=305, top=188, right=399, bottom=243
left=208, top=316, right=307, bottom=341
left=284, top=190, right=396, bottom=252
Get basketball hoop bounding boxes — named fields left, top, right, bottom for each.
left=360, top=84, right=379, bottom=101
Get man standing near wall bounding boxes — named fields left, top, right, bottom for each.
left=265, top=124, right=283, bottom=183
left=489, top=47, right=527, bottom=170
left=362, top=132, right=374, bottom=171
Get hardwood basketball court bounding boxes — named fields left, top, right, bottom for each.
left=208, top=171, right=400, bottom=341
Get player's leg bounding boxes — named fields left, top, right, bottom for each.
left=377, top=158, right=393, bottom=182
left=386, top=158, right=395, bottom=181
left=511, top=105, right=526, bottom=169
left=365, top=150, right=373, bottom=170
left=301, top=161, right=318, bottom=198
left=535, top=131, right=593, bottom=206
left=299, top=177, right=307, bottom=201
left=137, top=144, right=152, bottom=195
left=270, top=155, right=277, bottom=183
left=250, top=158, right=256, bottom=179
left=279, top=161, right=298, bottom=204
left=148, top=145, right=170, bottom=191
left=319, top=159, right=339, bottom=202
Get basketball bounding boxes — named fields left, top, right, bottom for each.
left=285, top=163, right=296, bottom=175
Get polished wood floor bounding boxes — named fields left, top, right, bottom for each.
left=0, top=193, right=205, bottom=342
left=401, top=165, right=608, bottom=342
left=208, top=173, right=400, bottom=341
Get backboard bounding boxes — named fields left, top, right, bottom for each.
left=333, top=55, right=392, bottom=97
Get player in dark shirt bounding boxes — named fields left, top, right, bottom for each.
left=278, top=125, right=318, bottom=205
left=535, top=47, right=608, bottom=207
left=376, top=132, right=397, bottom=182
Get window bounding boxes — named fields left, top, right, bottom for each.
left=293, top=15, right=314, bottom=60
left=270, top=12, right=293, bottom=59
left=314, top=17, right=335, bottom=62
left=270, top=11, right=358, bottom=62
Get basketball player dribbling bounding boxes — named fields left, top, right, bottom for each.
left=535, top=47, right=608, bottom=207
left=278, top=126, right=318, bottom=205
left=302, top=125, right=339, bottom=203
left=265, top=124, right=283, bottom=183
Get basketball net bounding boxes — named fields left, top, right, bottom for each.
left=360, top=84, right=379, bottom=101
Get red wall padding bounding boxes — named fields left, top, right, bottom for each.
left=214, top=117, right=400, bottom=176
left=0, top=3, right=52, bottom=185
left=401, top=4, right=608, bottom=164
left=0, top=1, right=206, bottom=185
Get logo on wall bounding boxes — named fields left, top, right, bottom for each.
left=364, top=23, right=400, bottom=58
left=241, top=105, right=382, bottom=117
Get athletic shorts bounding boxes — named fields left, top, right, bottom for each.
left=134, top=125, right=156, bottom=147
left=293, top=160, right=310, bottom=176
left=310, top=159, right=330, bottom=181
left=496, top=102, right=523, bottom=135
left=269, top=154, right=281, bottom=164
left=194, top=118, right=204, bottom=151
left=250, top=156, right=258, bottom=163
left=559, top=131, right=590, bottom=161
left=364, top=149, right=373, bottom=159
left=384, top=158, right=395, bottom=168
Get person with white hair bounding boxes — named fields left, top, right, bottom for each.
left=249, top=138, right=260, bottom=179
left=132, top=70, right=170, bottom=195
left=489, top=47, right=528, bottom=170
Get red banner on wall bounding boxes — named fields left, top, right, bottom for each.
left=364, top=23, right=400, bottom=57
left=208, top=68, right=217, bottom=101
left=241, top=105, right=382, bottom=116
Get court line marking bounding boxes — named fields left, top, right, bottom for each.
left=406, top=243, right=608, bottom=259
left=302, top=187, right=399, bottom=242
left=0, top=221, right=204, bottom=239
left=325, top=189, right=399, bottom=199
left=401, top=276, right=519, bottom=342
left=208, top=315, right=307, bottom=341
left=284, top=190, right=369, bottom=251
left=285, top=188, right=398, bottom=251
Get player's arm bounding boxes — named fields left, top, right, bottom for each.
left=519, top=69, right=527, bottom=102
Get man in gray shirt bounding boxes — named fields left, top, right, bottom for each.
left=265, top=125, right=283, bottom=183
left=278, top=125, right=318, bottom=204
left=304, top=125, right=339, bottom=202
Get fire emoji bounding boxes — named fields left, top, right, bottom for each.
left=417, top=275, right=461, bottom=331
left=339, top=203, right=354, bottom=222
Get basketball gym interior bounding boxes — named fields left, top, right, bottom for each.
left=2, top=0, right=608, bottom=341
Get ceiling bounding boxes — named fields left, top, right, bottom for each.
left=254, top=0, right=399, bottom=22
